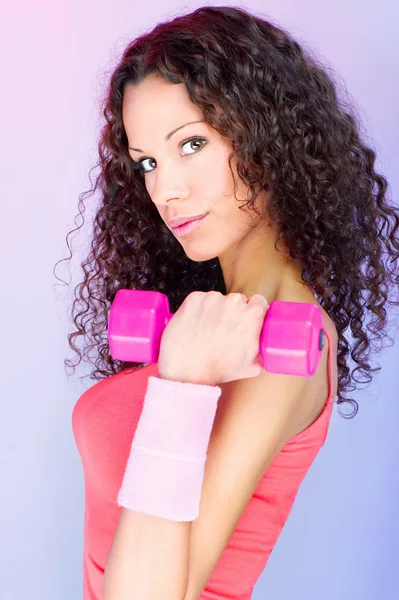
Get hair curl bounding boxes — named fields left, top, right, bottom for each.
left=55, top=5, right=399, bottom=419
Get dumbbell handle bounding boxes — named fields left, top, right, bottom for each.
left=108, top=289, right=325, bottom=377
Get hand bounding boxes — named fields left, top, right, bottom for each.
left=157, top=291, right=269, bottom=386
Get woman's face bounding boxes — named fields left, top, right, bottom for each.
left=122, top=75, right=267, bottom=264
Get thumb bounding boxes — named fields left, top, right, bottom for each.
left=242, top=357, right=264, bottom=380
left=250, top=294, right=269, bottom=310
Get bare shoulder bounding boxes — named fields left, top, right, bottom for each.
left=276, top=285, right=338, bottom=438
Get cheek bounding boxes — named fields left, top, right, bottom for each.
left=213, top=174, right=253, bottom=225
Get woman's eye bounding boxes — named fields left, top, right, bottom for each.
left=133, top=137, right=207, bottom=174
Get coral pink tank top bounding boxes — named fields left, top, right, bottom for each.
left=72, top=328, right=335, bottom=600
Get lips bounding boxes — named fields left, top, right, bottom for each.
left=175, top=216, right=203, bottom=228
left=167, top=213, right=208, bottom=228
left=171, top=213, right=208, bottom=237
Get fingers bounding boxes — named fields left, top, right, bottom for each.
left=222, top=292, right=268, bottom=307
left=248, top=294, right=269, bottom=310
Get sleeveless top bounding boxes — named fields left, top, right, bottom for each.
left=72, top=327, right=335, bottom=600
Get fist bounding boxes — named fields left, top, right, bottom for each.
left=158, top=291, right=269, bottom=386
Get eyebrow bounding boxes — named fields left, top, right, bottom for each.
left=128, top=120, right=206, bottom=153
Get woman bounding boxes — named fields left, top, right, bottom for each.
left=61, top=6, right=399, bottom=599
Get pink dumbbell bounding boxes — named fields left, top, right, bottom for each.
left=107, top=289, right=325, bottom=377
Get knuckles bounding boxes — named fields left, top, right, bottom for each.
left=184, top=291, right=266, bottom=316
left=190, top=291, right=249, bottom=306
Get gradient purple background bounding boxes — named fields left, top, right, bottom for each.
left=1, top=1, right=398, bottom=598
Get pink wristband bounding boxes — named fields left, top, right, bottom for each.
left=117, top=375, right=222, bottom=521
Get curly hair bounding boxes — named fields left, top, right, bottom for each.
left=55, top=5, right=399, bottom=419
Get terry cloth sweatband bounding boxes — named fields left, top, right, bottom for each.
left=117, top=375, right=222, bottom=521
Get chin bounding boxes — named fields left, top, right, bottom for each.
left=183, top=247, right=218, bottom=263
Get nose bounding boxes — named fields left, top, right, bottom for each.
left=148, top=167, right=190, bottom=212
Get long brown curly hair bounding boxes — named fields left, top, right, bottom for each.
left=54, top=5, right=399, bottom=419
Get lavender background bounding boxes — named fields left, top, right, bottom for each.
left=1, top=1, right=398, bottom=598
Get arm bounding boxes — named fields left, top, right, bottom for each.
left=104, top=366, right=317, bottom=600
left=103, top=374, right=221, bottom=600
left=183, top=369, right=312, bottom=599
left=104, top=509, right=191, bottom=600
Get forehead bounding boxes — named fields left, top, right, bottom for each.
left=122, top=76, right=203, bottom=129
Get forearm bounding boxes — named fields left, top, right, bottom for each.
left=104, top=508, right=191, bottom=600
left=104, top=374, right=221, bottom=600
